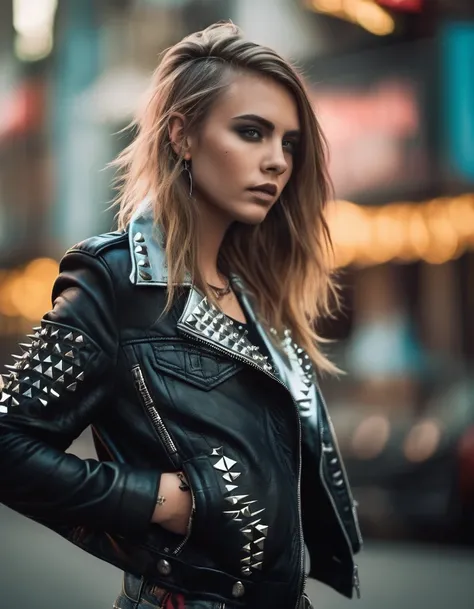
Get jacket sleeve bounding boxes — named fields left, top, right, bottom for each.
left=0, top=248, right=160, bottom=538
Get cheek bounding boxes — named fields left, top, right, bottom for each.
left=195, top=139, right=248, bottom=185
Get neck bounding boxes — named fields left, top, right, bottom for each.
left=196, top=197, right=233, bottom=286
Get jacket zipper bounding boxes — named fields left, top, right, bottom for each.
left=177, top=324, right=306, bottom=609
left=131, top=364, right=195, bottom=557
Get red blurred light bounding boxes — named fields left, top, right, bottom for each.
left=376, top=0, right=422, bottom=12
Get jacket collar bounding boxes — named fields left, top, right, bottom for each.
left=128, top=199, right=192, bottom=287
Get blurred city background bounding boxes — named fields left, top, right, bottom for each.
left=1, top=0, right=474, bottom=608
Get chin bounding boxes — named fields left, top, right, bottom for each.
left=232, top=204, right=271, bottom=225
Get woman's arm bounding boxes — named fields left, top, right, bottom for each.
left=0, top=248, right=160, bottom=538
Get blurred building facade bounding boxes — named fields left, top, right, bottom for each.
left=1, top=0, right=474, bottom=543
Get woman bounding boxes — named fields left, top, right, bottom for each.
left=0, top=22, right=362, bottom=609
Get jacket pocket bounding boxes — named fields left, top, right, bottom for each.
left=152, top=341, right=242, bottom=391
left=181, top=454, right=240, bottom=565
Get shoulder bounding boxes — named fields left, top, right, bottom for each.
left=66, top=230, right=129, bottom=259
left=62, top=230, right=132, bottom=288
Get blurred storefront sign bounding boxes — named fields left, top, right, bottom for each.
left=376, top=0, right=422, bottom=12
left=308, top=40, right=434, bottom=204
left=441, top=22, right=474, bottom=183
left=314, top=79, right=424, bottom=202
left=0, top=79, right=45, bottom=140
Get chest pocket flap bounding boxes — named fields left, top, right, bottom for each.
left=152, top=341, right=243, bottom=391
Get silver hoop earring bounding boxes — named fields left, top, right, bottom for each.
left=183, top=160, right=193, bottom=198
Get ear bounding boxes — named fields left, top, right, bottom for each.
left=168, top=112, right=191, bottom=160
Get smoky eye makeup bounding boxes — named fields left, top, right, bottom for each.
left=235, top=125, right=262, bottom=140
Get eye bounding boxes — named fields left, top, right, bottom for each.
left=282, top=139, right=297, bottom=154
left=238, top=127, right=262, bottom=140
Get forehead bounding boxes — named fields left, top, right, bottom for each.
left=210, top=72, right=300, bottom=131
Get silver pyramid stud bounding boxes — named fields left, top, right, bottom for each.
left=223, top=471, right=241, bottom=482
left=225, top=495, right=248, bottom=505
left=213, top=456, right=237, bottom=472
left=223, top=456, right=237, bottom=469
left=225, top=484, right=238, bottom=493
left=134, top=232, right=145, bottom=243
left=23, top=388, right=32, bottom=398
left=223, top=510, right=242, bottom=520
left=135, top=245, right=148, bottom=255
left=66, top=382, right=77, bottom=392
left=64, top=332, right=74, bottom=341
left=139, top=270, right=152, bottom=281
left=255, top=524, right=268, bottom=536
left=39, top=399, right=48, bottom=406
left=240, top=506, right=256, bottom=517
left=44, top=367, right=53, bottom=378
left=53, top=344, right=62, bottom=355
left=50, top=388, right=60, bottom=398
left=255, top=537, right=265, bottom=549
left=241, top=567, right=251, bottom=576
left=50, top=329, right=60, bottom=338
left=76, top=371, right=84, bottom=382
left=75, top=335, right=84, bottom=343
left=241, top=528, right=255, bottom=541
left=65, top=351, right=74, bottom=359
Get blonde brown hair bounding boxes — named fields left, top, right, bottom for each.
left=113, top=22, right=339, bottom=374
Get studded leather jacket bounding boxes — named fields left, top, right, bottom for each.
left=0, top=206, right=362, bottom=609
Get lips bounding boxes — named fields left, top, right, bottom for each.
left=248, top=183, right=278, bottom=197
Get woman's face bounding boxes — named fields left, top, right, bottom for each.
left=188, top=71, right=301, bottom=226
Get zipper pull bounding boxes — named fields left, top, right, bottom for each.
left=353, top=564, right=361, bottom=599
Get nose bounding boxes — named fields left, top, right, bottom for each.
left=262, top=141, right=289, bottom=176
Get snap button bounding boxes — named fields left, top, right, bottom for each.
left=232, top=581, right=245, bottom=598
left=157, top=559, right=172, bottom=576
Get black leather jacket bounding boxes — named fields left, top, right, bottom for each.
left=0, top=206, right=362, bottom=609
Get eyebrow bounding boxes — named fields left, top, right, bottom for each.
left=232, top=114, right=301, bottom=138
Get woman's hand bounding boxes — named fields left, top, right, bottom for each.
left=151, top=472, right=193, bottom=535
